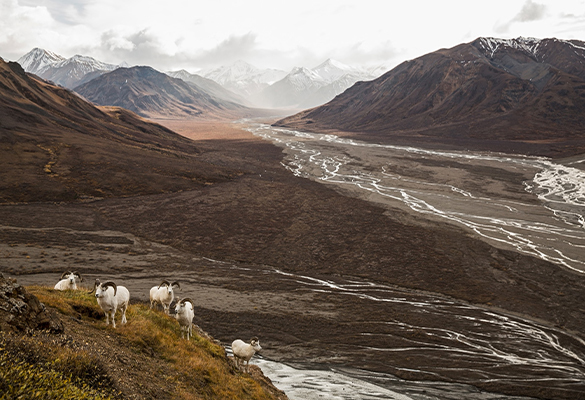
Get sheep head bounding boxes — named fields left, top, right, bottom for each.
left=158, top=280, right=170, bottom=290
left=95, top=281, right=118, bottom=298
left=60, top=271, right=74, bottom=280
left=72, top=271, right=83, bottom=282
left=250, top=337, right=262, bottom=352
left=174, top=297, right=193, bottom=312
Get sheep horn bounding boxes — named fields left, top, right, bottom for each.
left=171, top=281, right=181, bottom=290
left=158, top=280, right=170, bottom=289
left=73, top=271, right=83, bottom=282
left=102, top=281, right=118, bottom=296
left=250, top=336, right=259, bottom=343
left=61, top=271, right=73, bottom=280
left=88, top=278, right=100, bottom=294
left=180, top=297, right=194, bottom=306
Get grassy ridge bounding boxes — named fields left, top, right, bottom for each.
left=0, top=287, right=282, bottom=400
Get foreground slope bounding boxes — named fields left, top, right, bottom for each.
left=0, top=59, right=239, bottom=203
left=276, top=37, right=585, bottom=158
left=0, top=274, right=286, bottom=400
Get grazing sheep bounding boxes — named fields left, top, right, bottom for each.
left=89, top=279, right=130, bottom=328
left=149, top=280, right=180, bottom=314
left=232, top=337, right=262, bottom=373
left=54, top=271, right=82, bottom=291
left=174, top=297, right=194, bottom=340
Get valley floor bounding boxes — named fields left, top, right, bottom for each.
left=2, top=119, right=585, bottom=399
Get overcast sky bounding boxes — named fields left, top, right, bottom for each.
left=1, top=0, right=585, bottom=73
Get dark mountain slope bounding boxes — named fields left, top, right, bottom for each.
left=74, top=66, right=252, bottom=119
left=0, top=59, right=238, bottom=203
left=276, top=37, right=585, bottom=157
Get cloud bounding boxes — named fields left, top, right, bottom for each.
left=18, top=0, right=92, bottom=25
left=193, top=33, right=259, bottom=67
left=495, top=0, right=547, bottom=33
left=513, top=0, right=547, bottom=22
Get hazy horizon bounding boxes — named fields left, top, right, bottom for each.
left=2, top=0, right=585, bottom=73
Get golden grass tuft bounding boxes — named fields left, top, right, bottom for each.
left=0, top=333, right=118, bottom=400
left=17, top=286, right=280, bottom=400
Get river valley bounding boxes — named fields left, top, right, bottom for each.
left=2, top=120, right=585, bottom=399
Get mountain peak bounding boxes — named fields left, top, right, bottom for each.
left=17, top=48, right=66, bottom=74
left=312, top=58, right=357, bottom=83
left=314, top=58, right=351, bottom=70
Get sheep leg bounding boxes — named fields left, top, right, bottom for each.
left=187, top=324, right=192, bottom=341
left=111, top=310, right=117, bottom=328
left=120, top=305, right=127, bottom=324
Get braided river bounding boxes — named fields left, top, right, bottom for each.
left=244, top=122, right=585, bottom=273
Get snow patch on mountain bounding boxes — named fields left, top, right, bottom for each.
left=200, top=60, right=287, bottom=97
left=17, top=48, right=66, bottom=75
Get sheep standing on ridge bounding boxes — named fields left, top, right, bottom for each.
left=232, top=337, right=262, bottom=373
left=54, top=271, right=82, bottom=290
left=149, top=280, right=180, bottom=314
left=90, top=279, right=130, bottom=328
left=174, top=297, right=195, bottom=340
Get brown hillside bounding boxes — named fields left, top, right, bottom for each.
left=0, top=59, right=240, bottom=203
left=276, top=37, right=585, bottom=158
left=74, top=66, right=256, bottom=120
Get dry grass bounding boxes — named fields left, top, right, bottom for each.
left=8, top=287, right=282, bottom=400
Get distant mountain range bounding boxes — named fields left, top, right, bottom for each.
left=276, top=37, right=585, bottom=158
left=16, top=48, right=384, bottom=112
left=254, top=59, right=379, bottom=109
left=17, top=48, right=126, bottom=89
left=198, top=60, right=288, bottom=98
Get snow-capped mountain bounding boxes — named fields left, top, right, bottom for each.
left=253, top=59, right=380, bottom=109
left=166, top=69, right=249, bottom=105
left=42, top=55, right=120, bottom=88
left=17, top=48, right=124, bottom=89
left=17, top=48, right=66, bottom=75
left=200, top=60, right=287, bottom=97
left=311, top=59, right=356, bottom=83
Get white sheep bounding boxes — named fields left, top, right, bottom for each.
left=231, top=337, right=262, bottom=373
left=54, top=271, right=82, bottom=290
left=90, top=279, right=130, bottom=328
left=149, top=280, right=180, bottom=314
left=174, top=297, right=195, bottom=340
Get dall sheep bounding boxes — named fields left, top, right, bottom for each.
left=231, top=337, right=262, bottom=373
left=149, top=280, right=180, bottom=314
left=89, top=279, right=130, bottom=328
left=174, top=297, right=195, bottom=340
left=54, top=271, right=82, bottom=290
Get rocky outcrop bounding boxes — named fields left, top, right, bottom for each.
left=0, top=273, right=63, bottom=333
